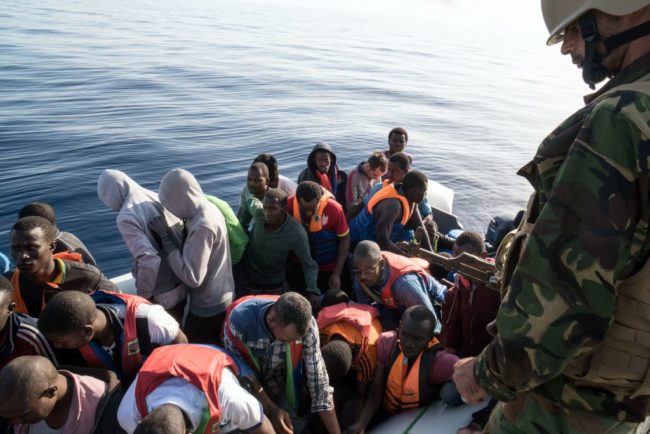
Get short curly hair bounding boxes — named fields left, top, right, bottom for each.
left=273, top=292, right=312, bottom=337
left=18, top=202, right=57, bottom=225
left=388, top=152, right=410, bottom=171
left=38, top=291, right=96, bottom=336
left=455, top=231, right=486, bottom=255
left=388, top=127, right=408, bottom=143
left=12, top=216, right=58, bottom=243
left=296, top=181, right=322, bottom=203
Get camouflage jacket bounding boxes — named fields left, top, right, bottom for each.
left=474, top=53, right=650, bottom=422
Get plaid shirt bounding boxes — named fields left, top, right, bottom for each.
left=224, top=299, right=333, bottom=413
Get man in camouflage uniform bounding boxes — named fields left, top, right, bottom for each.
left=452, top=1, right=650, bottom=433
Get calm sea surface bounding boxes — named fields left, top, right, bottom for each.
left=0, top=0, right=590, bottom=276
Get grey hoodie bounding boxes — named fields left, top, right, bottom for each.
left=97, top=169, right=184, bottom=301
left=158, top=168, right=234, bottom=316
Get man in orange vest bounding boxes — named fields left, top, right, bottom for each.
left=351, top=240, right=446, bottom=331
left=288, top=181, right=350, bottom=294
left=6, top=216, right=117, bottom=317
left=37, top=290, right=187, bottom=384
left=317, top=290, right=382, bottom=395
left=348, top=171, right=429, bottom=254
left=317, top=290, right=383, bottom=431
left=346, top=306, right=460, bottom=434
left=116, top=344, right=275, bottom=434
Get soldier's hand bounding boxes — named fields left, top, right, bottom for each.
left=452, top=357, right=488, bottom=405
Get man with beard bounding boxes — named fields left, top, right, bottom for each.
left=453, top=2, right=650, bottom=432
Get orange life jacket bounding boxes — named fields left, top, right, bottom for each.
left=367, top=183, right=411, bottom=226
left=78, top=290, right=150, bottom=382
left=11, top=251, right=84, bottom=315
left=378, top=252, right=430, bottom=309
left=384, top=337, right=441, bottom=414
left=134, top=344, right=238, bottom=434
left=317, top=303, right=380, bottom=364
left=291, top=190, right=335, bottom=232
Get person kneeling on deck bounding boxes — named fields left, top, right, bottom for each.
left=117, top=344, right=275, bottom=434
left=288, top=181, right=350, bottom=295
left=223, top=292, right=341, bottom=434
left=346, top=306, right=460, bottom=434
left=243, top=188, right=320, bottom=301
left=37, top=290, right=187, bottom=384
left=149, top=168, right=234, bottom=345
left=317, top=290, right=383, bottom=430
left=18, top=202, right=98, bottom=267
left=0, top=355, right=125, bottom=434
left=6, top=216, right=117, bottom=318
left=348, top=170, right=429, bottom=254
left=352, top=240, right=446, bottom=331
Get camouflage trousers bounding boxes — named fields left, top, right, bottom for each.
left=485, top=393, right=639, bottom=434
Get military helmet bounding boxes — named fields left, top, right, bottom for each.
left=542, top=0, right=650, bottom=44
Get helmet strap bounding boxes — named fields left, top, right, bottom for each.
left=578, top=11, right=609, bottom=89
left=579, top=12, right=650, bottom=89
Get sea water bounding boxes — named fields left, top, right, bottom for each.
left=0, top=0, right=589, bottom=276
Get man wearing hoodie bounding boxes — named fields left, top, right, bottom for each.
left=297, top=142, right=347, bottom=210
left=149, top=168, right=234, bottom=345
left=97, top=169, right=187, bottom=322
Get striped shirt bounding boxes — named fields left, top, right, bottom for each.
left=0, top=313, right=58, bottom=369
left=223, top=299, right=333, bottom=413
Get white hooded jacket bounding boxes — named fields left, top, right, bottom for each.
left=158, top=168, right=234, bottom=316
left=97, top=169, right=184, bottom=301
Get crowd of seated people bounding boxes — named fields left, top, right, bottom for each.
left=0, top=127, right=501, bottom=434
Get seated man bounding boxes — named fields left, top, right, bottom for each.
left=0, top=275, right=58, bottom=370
left=288, top=181, right=350, bottom=293
left=440, top=231, right=499, bottom=434
left=238, top=162, right=271, bottom=231
left=349, top=170, right=429, bottom=254
left=6, top=216, right=117, bottom=317
left=356, top=152, right=433, bottom=224
left=223, top=292, right=340, bottom=434
left=97, top=169, right=187, bottom=321
left=0, top=355, right=125, bottom=434
left=149, top=168, right=234, bottom=344
left=345, top=151, right=388, bottom=213
left=316, top=290, right=382, bottom=399
left=37, top=290, right=187, bottom=384
left=346, top=306, right=460, bottom=434
left=351, top=240, right=446, bottom=331
left=239, top=153, right=297, bottom=214
left=381, top=127, right=413, bottom=167
left=18, top=202, right=97, bottom=266
left=244, top=188, right=320, bottom=298
left=297, top=142, right=346, bottom=208
left=117, top=344, right=274, bottom=434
